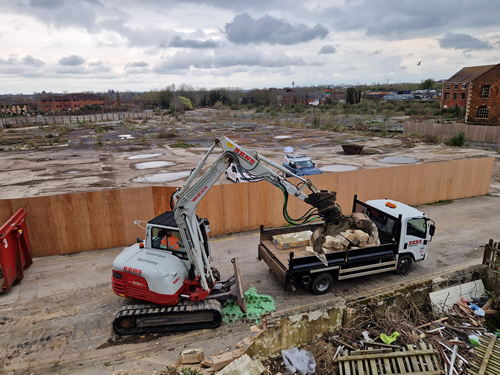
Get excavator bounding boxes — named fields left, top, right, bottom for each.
left=111, top=136, right=350, bottom=335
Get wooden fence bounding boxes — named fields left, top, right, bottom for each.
left=1, top=111, right=152, bottom=127
left=404, top=121, right=500, bottom=143
left=0, top=157, right=494, bottom=258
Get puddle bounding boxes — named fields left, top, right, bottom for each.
left=127, top=153, right=163, bottom=160
left=118, top=134, right=135, bottom=140
left=132, top=171, right=191, bottom=183
left=321, top=165, right=360, bottom=172
left=133, top=161, right=175, bottom=170
left=378, top=156, right=418, bottom=164
left=66, top=170, right=80, bottom=174
left=274, top=135, right=292, bottom=139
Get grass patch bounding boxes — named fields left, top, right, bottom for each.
left=170, top=140, right=195, bottom=148
left=426, top=200, right=453, bottom=206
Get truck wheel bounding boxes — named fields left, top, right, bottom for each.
left=311, top=273, right=333, bottom=295
left=396, top=255, right=412, bottom=275
left=225, top=172, right=229, bottom=180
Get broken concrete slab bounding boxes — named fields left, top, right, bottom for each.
left=215, top=354, right=265, bottom=375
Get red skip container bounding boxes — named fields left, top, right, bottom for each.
left=0, top=208, right=32, bottom=293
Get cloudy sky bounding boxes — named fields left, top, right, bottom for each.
left=1, top=0, right=499, bottom=94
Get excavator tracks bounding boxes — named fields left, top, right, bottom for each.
left=113, top=299, right=223, bottom=335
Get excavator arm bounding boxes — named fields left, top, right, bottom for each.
left=171, top=137, right=349, bottom=296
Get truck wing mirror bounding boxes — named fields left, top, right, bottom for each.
left=429, top=224, right=435, bottom=237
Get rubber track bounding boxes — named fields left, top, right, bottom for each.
left=113, top=299, right=223, bottom=335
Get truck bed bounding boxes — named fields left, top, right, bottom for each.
left=258, top=223, right=398, bottom=291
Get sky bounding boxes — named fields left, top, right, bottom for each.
left=1, top=0, right=499, bottom=94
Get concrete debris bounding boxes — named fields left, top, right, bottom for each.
left=180, top=348, right=204, bottom=364
left=201, top=347, right=245, bottom=371
left=215, top=354, right=265, bottom=375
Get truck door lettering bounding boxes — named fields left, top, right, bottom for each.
left=409, top=239, right=422, bottom=246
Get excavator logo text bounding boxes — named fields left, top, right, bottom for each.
left=124, top=266, right=143, bottom=275
left=234, top=147, right=256, bottom=165
left=192, top=186, right=208, bottom=202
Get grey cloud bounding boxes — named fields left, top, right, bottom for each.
left=371, top=50, right=383, bottom=55
left=225, top=13, right=328, bottom=45
left=22, top=55, right=46, bottom=66
left=439, top=32, right=493, bottom=51
left=26, top=0, right=103, bottom=32
left=0, top=55, right=45, bottom=67
left=55, top=61, right=111, bottom=75
left=125, top=61, right=150, bottom=74
left=319, top=45, right=336, bottom=54
left=154, top=48, right=306, bottom=73
left=321, top=0, right=500, bottom=38
left=30, top=0, right=64, bottom=9
left=59, top=55, right=85, bottom=66
left=126, top=61, right=149, bottom=68
left=170, top=36, right=219, bottom=49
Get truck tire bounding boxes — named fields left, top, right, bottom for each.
left=311, top=272, right=333, bottom=295
left=225, top=172, right=229, bottom=180
left=396, top=255, right=412, bottom=275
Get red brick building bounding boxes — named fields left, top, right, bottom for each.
left=40, top=93, right=104, bottom=113
left=441, top=63, right=500, bottom=125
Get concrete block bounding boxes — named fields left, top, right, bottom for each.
left=180, top=348, right=204, bottom=364
left=272, top=230, right=312, bottom=249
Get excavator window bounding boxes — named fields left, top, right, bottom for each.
left=151, top=227, right=187, bottom=258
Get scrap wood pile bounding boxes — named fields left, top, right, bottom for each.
left=262, top=296, right=499, bottom=375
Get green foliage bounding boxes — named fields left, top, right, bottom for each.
left=446, top=131, right=466, bottom=147
left=419, top=78, right=435, bottom=90
left=178, top=96, right=193, bottom=110
left=80, top=104, right=102, bottom=112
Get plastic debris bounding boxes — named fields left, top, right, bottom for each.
left=468, top=334, right=479, bottom=347
left=380, top=331, right=400, bottom=344
left=282, top=347, right=316, bottom=375
left=222, top=287, right=275, bottom=324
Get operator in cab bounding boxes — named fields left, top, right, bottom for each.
left=160, top=230, right=180, bottom=250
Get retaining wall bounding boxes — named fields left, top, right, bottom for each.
left=0, top=157, right=494, bottom=257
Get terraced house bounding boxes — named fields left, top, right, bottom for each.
left=441, top=63, right=500, bottom=126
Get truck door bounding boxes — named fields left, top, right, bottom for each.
left=403, top=217, right=428, bottom=260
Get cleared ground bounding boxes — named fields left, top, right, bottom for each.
left=0, top=108, right=499, bottom=199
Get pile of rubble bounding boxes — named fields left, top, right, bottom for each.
left=261, top=295, right=498, bottom=375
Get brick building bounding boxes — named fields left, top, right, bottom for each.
left=0, top=100, right=29, bottom=115
left=40, top=93, right=104, bottom=113
left=441, top=63, right=500, bottom=125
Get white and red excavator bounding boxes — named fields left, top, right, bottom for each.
left=111, top=136, right=351, bottom=335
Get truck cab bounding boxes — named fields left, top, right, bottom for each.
left=282, top=154, right=323, bottom=176
left=355, top=198, right=435, bottom=273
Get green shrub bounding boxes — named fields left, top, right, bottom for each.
left=446, top=131, right=466, bottom=147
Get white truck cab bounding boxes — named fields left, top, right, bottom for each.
left=363, top=199, right=435, bottom=263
